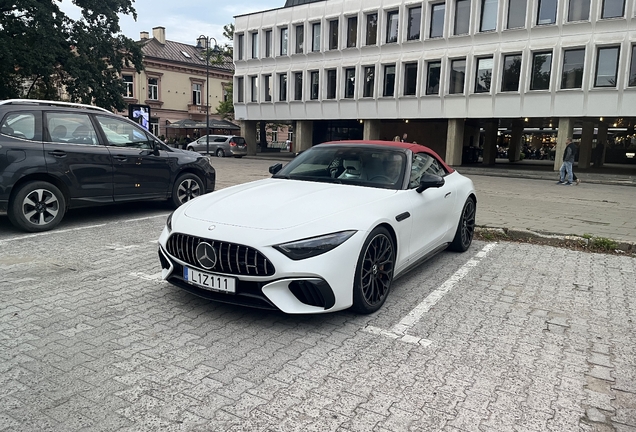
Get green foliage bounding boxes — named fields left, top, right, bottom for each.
left=213, top=23, right=235, bottom=120
left=589, top=236, right=618, bottom=251
left=0, top=0, right=143, bottom=111
left=216, top=83, right=234, bottom=120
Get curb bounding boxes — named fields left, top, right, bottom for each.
left=458, top=169, right=636, bottom=187
left=475, top=226, right=636, bottom=255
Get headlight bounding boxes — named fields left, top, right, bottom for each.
left=166, top=211, right=174, bottom=232
left=274, top=230, right=356, bottom=260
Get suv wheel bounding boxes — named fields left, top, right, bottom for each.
left=171, top=173, right=204, bottom=208
left=216, top=149, right=225, bottom=158
left=9, top=181, right=66, bottom=232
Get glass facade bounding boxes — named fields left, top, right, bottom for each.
left=408, top=6, right=422, bottom=40
left=310, top=71, right=319, bottom=99
left=386, top=11, right=399, bottom=43
left=404, top=63, right=418, bottom=95
left=312, top=23, right=321, bottom=51
left=449, top=59, right=466, bottom=94
left=561, top=48, right=585, bottom=89
left=383, top=65, right=396, bottom=97
left=530, top=51, right=552, bottom=90
left=537, top=0, right=557, bottom=24
left=601, top=0, right=625, bottom=18
left=327, top=69, right=337, bottom=99
left=345, top=68, right=356, bottom=98
left=426, top=61, right=442, bottom=95
left=475, top=58, right=494, bottom=92
left=329, top=20, right=338, bottom=50
left=363, top=66, right=375, bottom=97
left=480, top=0, right=498, bottom=31
left=502, top=54, right=522, bottom=91
left=366, top=13, right=378, bottom=45
left=507, top=0, right=527, bottom=28
left=347, top=17, right=358, bottom=47
left=568, top=0, right=590, bottom=21
left=594, top=47, right=619, bottom=87
left=454, top=0, right=471, bottom=35
left=430, top=4, right=445, bottom=38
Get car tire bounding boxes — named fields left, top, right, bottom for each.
left=351, top=226, right=395, bottom=314
left=216, top=149, right=225, bottom=158
left=170, top=173, right=204, bottom=208
left=8, top=181, right=66, bottom=232
left=186, top=146, right=195, bottom=152
left=234, top=156, right=243, bottom=159
left=448, top=197, right=476, bottom=252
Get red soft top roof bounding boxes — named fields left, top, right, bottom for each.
left=319, top=140, right=455, bottom=174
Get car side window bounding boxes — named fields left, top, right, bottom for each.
left=1, top=112, right=37, bottom=140
left=409, top=153, right=447, bottom=188
left=96, top=116, right=152, bottom=149
left=46, top=112, right=99, bottom=145
left=214, top=137, right=227, bottom=142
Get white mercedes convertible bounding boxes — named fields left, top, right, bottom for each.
left=158, top=141, right=476, bottom=314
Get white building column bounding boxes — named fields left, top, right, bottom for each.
left=482, top=120, right=498, bottom=165
left=554, top=117, right=574, bottom=170
left=508, top=120, right=524, bottom=162
left=446, top=119, right=464, bottom=166
left=295, top=121, right=314, bottom=152
left=363, top=120, right=381, bottom=141
left=579, top=120, right=594, bottom=169
left=241, top=120, right=258, bottom=156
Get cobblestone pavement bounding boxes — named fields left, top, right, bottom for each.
left=0, top=157, right=635, bottom=431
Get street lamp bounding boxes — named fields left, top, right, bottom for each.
left=197, top=35, right=219, bottom=155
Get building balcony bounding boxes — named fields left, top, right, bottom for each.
left=188, top=104, right=210, bottom=115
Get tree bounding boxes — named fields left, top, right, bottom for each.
left=213, top=23, right=234, bottom=119
left=0, top=0, right=143, bottom=111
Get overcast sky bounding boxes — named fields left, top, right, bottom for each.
left=58, top=0, right=283, bottom=46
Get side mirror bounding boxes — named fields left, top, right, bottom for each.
left=269, top=163, right=283, bottom=175
left=416, top=174, right=445, bottom=193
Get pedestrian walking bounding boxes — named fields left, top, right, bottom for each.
left=557, top=138, right=579, bottom=185
left=401, top=133, right=408, bottom=142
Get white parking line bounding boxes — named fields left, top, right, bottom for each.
left=124, top=214, right=170, bottom=223
left=0, top=224, right=107, bottom=244
left=364, top=243, right=498, bottom=346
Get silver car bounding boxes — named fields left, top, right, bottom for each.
left=186, top=135, right=248, bottom=158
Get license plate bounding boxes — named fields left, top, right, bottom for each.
left=183, top=267, right=236, bottom=293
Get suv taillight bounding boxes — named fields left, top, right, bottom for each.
left=230, top=141, right=236, bottom=146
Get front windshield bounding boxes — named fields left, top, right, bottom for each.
left=275, top=145, right=407, bottom=190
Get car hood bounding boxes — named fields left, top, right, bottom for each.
left=183, top=178, right=397, bottom=230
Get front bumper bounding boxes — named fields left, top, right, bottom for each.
left=157, top=226, right=364, bottom=314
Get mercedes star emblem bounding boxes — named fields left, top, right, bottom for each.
left=195, top=242, right=217, bottom=270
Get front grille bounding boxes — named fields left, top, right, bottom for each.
left=166, top=233, right=275, bottom=277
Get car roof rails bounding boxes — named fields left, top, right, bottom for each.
left=0, top=99, right=111, bottom=113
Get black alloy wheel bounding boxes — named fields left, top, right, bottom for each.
left=8, top=181, right=66, bottom=232
left=352, top=227, right=395, bottom=314
left=448, top=198, right=476, bottom=252
left=171, top=173, right=204, bottom=208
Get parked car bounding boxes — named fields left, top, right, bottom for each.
left=0, top=99, right=216, bottom=232
left=186, top=135, right=247, bottom=158
left=158, top=140, right=476, bottom=314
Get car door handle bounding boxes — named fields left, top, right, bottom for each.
left=48, top=150, right=67, bottom=158
left=445, top=192, right=452, bottom=198
left=113, top=155, right=128, bottom=162
left=395, top=212, right=411, bottom=222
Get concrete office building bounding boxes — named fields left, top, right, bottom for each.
left=234, top=0, right=636, bottom=170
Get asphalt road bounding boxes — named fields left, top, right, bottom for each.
left=0, top=157, right=634, bottom=431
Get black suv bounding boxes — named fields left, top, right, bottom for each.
left=0, top=99, right=215, bottom=232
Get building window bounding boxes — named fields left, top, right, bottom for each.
left=251, top=76, right=258, bottom=102
left=480, top=0, right=498, bottom=31
left=408, top=6, right=422, bottom=40
left=403, top=63, right=418, bottom=96
left=475, top=58, right=494, bottom=93
left=430, top=3, right=445, bottom=38
left=264, top=75, right=272, bottom=101
left=279, top=74, right=287, bottom=101
left=537, top=0, right=557, bottom=24
left=294, top=72, right=303, bottom=100
left=280, top=28, right=288, bottom=55
left=426, top=61, right=442, bottom=95
left=449, top=59, right=466, bottom=94
left=383, top=65, right=396, bottom=97
left=630, top=46, right=636, bottom=86
left=237, top=34, right=244, bottom=60
left=310, top=71, right=320, bottom=99
left=507, top=0, right=527, bottom=28
left=363, top=66, right=375, bottom=97
left=327, top=69, right=337, bottom=99
left=386, top=11, right=399, bottom=43
left=347, top=17, right=358, bottom=47
left=366, top=13, right=378, bottom=45
left=568, top=0, right=590, bottom=21
left=148, top=78, right=158, bottom=100
left=561, top=48, right=585, bottom=89
left=345, top=68, right=356, bottom=98
left=601, top=0, right=625, bottom=18
left=149, top=118, right=159, bottom=136
left=192, top=83, right=202, bottom=105
left=295, top=25, right=304, bottom=54
left=594, top=46, right=619, bottom=87
left=454, top=0, right=471, bottom=35
left=312, top=23, right=321, bottom=51
left=501, top=54, right=522, bottom=91
left=265, top=30, right=272, bottom=57
left=251, top=32, right=258, bottom=59
left=329, top=20, right=338, bottom=50
left=123, top=75, right=134, bottom=97
left=237, top=77, right=244, bottom=102
left=530, top=51, right=552, bottom=90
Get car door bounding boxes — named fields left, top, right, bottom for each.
left=95, top=115, right=171, bottom=201
left=406, top=152, right=457, bottom=260
left=43, top=111, right=114, bottom=205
